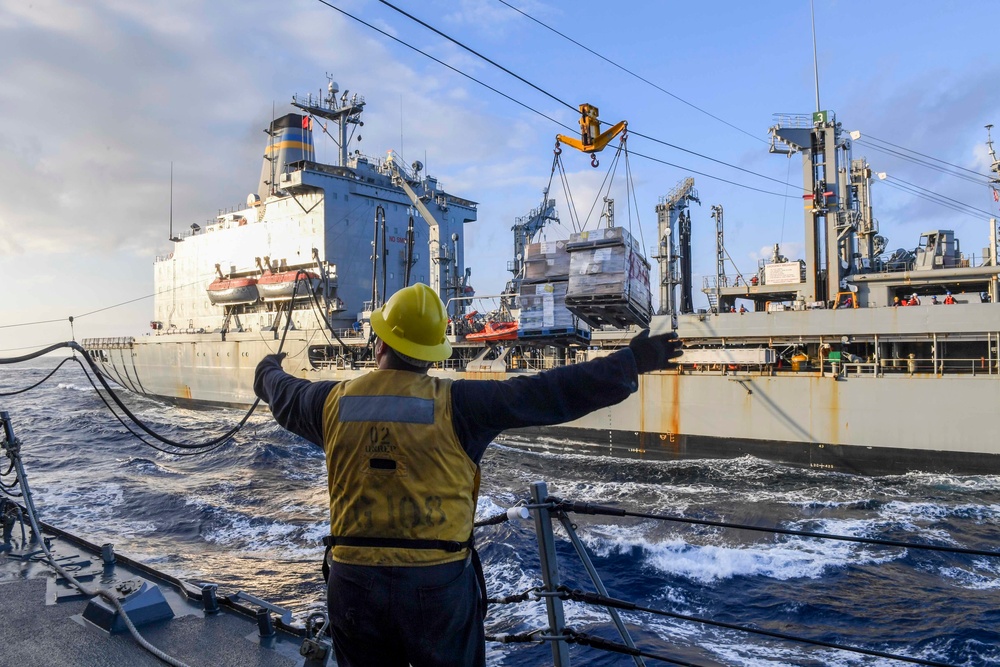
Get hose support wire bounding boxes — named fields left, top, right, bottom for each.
left=0, top=270, right=325, bottom=455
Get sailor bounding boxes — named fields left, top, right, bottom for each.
left=931, top=295, right=939, bottom=305
left=944, top=291, right=956, bottom=305
left=739, top=304, right=747, bottom=314
left=908, top=293, right=921, bottom=306
left=253, top=283, right=682, bottom=667
left=893, top=296, right=901, bottom=307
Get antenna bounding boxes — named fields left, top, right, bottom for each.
left=810, top=0, right=821, bottom=112
left=269, top=101, right=276, bottom=196
left=169, top=161, right=173, bottom=241
left=987, top=124, right=998, bottom=172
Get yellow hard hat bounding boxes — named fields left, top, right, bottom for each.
left=370, top=283, right=452, bottom=362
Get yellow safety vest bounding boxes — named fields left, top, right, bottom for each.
left=321, top=370, right=480, bottom=566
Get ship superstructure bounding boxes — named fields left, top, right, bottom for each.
left=152, top=79, right=477, bottom=340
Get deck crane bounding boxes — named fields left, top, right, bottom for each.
left=556, top=104, right=626, bottom=167
left=385, top=154, right=471, bottom=320
left=655, top=177, right=700, bottom=316
left=506, top=193, right=560, bottom=296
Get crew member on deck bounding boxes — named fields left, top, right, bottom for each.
left=944, top=291, right=956, bottom=304
left=253, top=283, right=683, bottom=667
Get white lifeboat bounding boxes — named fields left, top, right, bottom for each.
left=257, top=270, right=321, bottom=301
left=206, top=277, right=259, bottom=305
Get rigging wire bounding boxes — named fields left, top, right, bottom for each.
left=0, top=274, right=220, bottom=331
left=854, top=139, right=988, bottom=187
left=884, top=175, right=995, bottom=217
left=628, top=129, right=793, bottom=189
left=313, top=0, right=568, bottom=131
left=878, top=180, right=992, bottom=221
left=378, top=0, right=577, bottom=114
left=315, top=0, right=800, bottom=199
left=493, top=0, right=767, bottom=145
left=0, top=271, right=318, bottom=453
left=628, top=147, right=789, bottom=197
left=863, top=132, right=993, bottom=179
left=0, top=342, right=257, bottom=452
left=388, top=0, right=999, bottom=227
left=623, top=139, right=646, bottom=254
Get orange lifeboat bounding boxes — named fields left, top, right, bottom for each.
left=465, top=320, right=518, bottom=342
left=257, top=270, right=320, bottom=301
left=206, top=277, right=259, bottom=305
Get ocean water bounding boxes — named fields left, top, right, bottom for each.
left=2, top=360, right=1000, bottom=666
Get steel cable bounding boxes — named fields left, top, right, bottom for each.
left=560, top=588, right=956, bottom=666
left=551, top=497, right=1000, bottom=563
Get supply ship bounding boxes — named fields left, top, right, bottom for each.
left=83, top=80, right=1000, bottom=475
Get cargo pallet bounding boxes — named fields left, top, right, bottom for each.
left=517, top=327, right=592, bottom=344
left=565, top=294, right=651, bottom=329
left=520, top=275, right=570, bottom=285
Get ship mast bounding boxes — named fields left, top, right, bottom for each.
left=987, top=124, right=1000, bottom=300
left=292, top=75, right=365, bottom=168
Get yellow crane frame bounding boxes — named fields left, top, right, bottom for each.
left=556, top=103, right=627, bottom=160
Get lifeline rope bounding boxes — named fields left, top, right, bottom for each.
left=558, top=588, right=954, bottom=667
left=549, top=497, right=1000, bottom=560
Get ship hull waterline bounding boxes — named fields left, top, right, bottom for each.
left=84, top=334, right=1000, bottom=476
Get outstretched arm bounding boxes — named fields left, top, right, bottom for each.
left=253, top=354, right=334, bottom=447
left=452, top=332, right=682, bottom=463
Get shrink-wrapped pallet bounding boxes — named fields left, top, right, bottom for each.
left=523, top=240, right=571, bottom=283
left=565, top=227, right=652, bottom=329
left=517, top=282, right=573, bottom=331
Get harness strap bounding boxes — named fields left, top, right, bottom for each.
left=320, top=533, right=489, bottom=618
left=322, top=534, right=472, bottom=552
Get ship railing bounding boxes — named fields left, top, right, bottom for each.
left=478, top=480, right=997, bottom=666
left=80, top=337, right=135, bottom=350
left=770, top=113, right=813, bottom=129
left=826, top=357, right=999, bottom=377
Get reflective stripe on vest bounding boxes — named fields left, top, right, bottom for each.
left=322, top=370, right=479, bottom=566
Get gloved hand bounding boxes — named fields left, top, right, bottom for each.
left=628, top=330, right=683, bottom=374
left=264, top=352, right=287, bottom=365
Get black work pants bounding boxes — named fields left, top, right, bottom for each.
left=326, top=556, right=485, bottom=667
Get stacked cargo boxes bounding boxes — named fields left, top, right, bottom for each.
left=518, top=240, right=590, bottom=341
left=565, top=227, right=652, bottom=329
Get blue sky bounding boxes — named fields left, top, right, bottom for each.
left=2, top=0, right=999, bottom=353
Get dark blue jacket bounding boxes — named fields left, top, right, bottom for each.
left=253, top=349, right=639, bottom=464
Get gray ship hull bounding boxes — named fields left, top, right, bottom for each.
left=85, top=318, right=1000, bottom=475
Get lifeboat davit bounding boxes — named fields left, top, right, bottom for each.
left=465, top=320, right=518, bottom=342
left=206, top=277, right=259, bottom=305
left=257, top=270, right=321, bottom=301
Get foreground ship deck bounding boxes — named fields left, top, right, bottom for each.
left=0, top=526, right=319, bottom=666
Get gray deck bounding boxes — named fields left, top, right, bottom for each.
left=0, top=527, right=324, bottom=667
